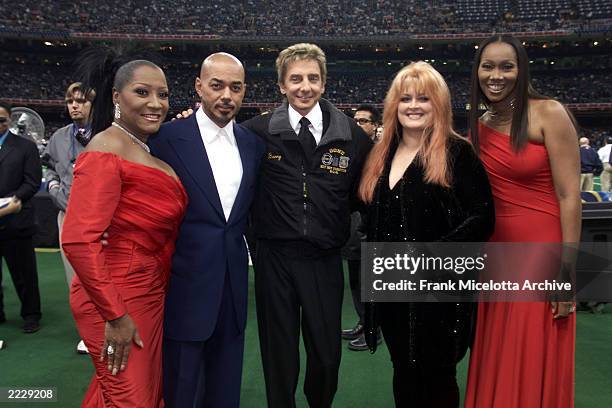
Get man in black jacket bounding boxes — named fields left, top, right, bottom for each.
left=0, top=101, right=42, bottom=333
left=342, top=104, right=382, bottom=352
left=243, top=43, right=372, bottom=408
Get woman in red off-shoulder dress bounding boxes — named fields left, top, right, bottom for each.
left=62, top=52, right=187, bottom=407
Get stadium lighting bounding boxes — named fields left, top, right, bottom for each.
left=418, top=46, right=424, bottom=50
left=44, top=41, right=53, bottom=46
left=529, top=60, right=534, bottom=64
left=593, top=41, right=599, bottom=46
left=474, top=45, right=479, bottom=49
left=550, top=61, right=555, bottom=65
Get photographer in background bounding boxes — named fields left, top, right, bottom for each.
left=42, top=83, right=94, bottom=353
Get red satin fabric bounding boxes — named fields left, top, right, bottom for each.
left=465, top=124, right=575, bottom=408
left=62, top=151, right=187, bottom=407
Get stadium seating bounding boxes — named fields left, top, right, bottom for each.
left=1, top=0, right=610, bottom=36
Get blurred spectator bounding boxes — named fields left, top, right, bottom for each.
left=597, top=136, right=612, bottom=192
left=42, top=82, right=94, bottom=354
left=0, top=100, right=43, bottom=334
left=341, top=104, right=381, bottom=352
left=579, top=136, right=603, bottom=191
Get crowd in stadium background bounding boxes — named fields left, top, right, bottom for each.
left=0, top=1, right=611, bottom=406
left=1, top=0, right=610, bottom=149
left=3, top=0, right=611, bottom=35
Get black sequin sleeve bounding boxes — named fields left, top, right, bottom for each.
left=439, top=138, right=495, bottom=242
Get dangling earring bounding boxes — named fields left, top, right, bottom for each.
left=114, top=103, right=121, bottom=120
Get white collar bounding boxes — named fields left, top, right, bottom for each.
left=288, top=102, right=323, bottom=134
left=196, top=107, right=235, bottom=145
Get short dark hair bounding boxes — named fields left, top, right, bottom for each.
left=0, top=100, right=12, bottom=115
left=114, top=60, right=161, bottom=91
left=355, top=104, right=381, bottom=124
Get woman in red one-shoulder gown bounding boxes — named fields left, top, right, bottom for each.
left=62, top=53, right=187, bottom=407
left=465, top=123, right=576, bottom=407
left=465, top=35, right=580, bottom=408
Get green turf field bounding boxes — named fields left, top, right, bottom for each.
left=0, top=251, right=610, bottom=407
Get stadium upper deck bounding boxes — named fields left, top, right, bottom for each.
left=0, top=0, right=610, bottom=40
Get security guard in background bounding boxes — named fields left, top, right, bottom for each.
left=243, top=43, right=372, bottom=408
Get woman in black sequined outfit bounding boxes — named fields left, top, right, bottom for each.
left=358, top=61, right=495, bottom=407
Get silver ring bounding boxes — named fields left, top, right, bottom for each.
left=107, top=345, right=115, bottom=355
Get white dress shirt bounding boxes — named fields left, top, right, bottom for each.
left=196, top=108, right=243, bottom=221
left=288, top=103, right=324, bottom=145
left=598, top=144, right=611, bottom=163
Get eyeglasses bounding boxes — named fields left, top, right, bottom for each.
left=354, top=118, right=374, bottom=125
left=0, top=118, right=8, bottom=123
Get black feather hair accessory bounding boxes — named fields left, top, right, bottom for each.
left=74, top=45, right=162, bottom=136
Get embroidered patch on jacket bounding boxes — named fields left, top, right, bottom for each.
left=320, top=148, right=349, bottom=174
